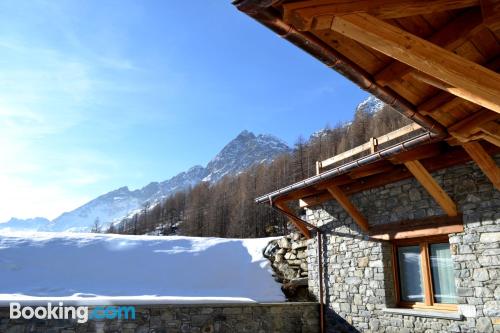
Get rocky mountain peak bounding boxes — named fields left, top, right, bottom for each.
left=1, top=130, right=290, bottom=232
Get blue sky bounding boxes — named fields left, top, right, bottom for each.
left=0, top=0, right=369, bottom=221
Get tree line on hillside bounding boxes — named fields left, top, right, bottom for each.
left=107, top=103, right=415, bottom=238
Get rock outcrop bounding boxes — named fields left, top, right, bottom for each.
left=264, top=232, right=313, bottom=301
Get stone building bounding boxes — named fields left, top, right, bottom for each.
left=304, top=157, right=499, bottom=332
left=234, top=0, right=500, bottom=332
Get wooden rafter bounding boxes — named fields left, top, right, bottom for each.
left=404, top=160, right=458, bottom=216
left=329, top=13, right=500, bottom=114
left=348, top=162, right=395, bottom=179
left=375, top=8, right=484, bottom=86
left=283, top=0, right=479, bottom=31
left=388, top=143, right=443, bottom=164
left=449, top=109, right=499, bottom=140
left=480, top=121, right=500, bottom=145
left=275, top=201, right=312, bottom=238
left=326, top=185, right=369, bottom=232
left=462, top=141, right=500, bottom=190
left=418, top=56, right=500, bottom=118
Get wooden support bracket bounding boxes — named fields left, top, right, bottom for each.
left=462, top=141, right=500, bottom=190
left=404, top=160, right=458, bottom=216
left=326, top=185, right=369, bottom=232
left=275, top=201, right=312, bottom=239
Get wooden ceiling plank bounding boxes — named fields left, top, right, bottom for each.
left=348, top=163, right=395, bottom=179
left=421, top=11, right=453, bottom=30
left=388, top=142, right=443, bottom=164
left=314, top=30, right=387, bottom=73
left=330, top=13, right=500, bottom=114
left=326, top=185, right=369, bottom=232
left=374, top=8, right=483, bottom=86
left=470, top=28, right=500, bottom=61
left=283, top=0, right=480, bottom=31
left=418, top=56, right=500, bottom=119
left=404, top=160, right=458, bottom=216
left=396, top=15, right=435, bottom=38
left=453, top=40, right=488, bottom=63
left=418, top=92, right=455, bottom=115
left=480, top=0, right=500, bottom=31
left=462, top=141, right=500, bottom=189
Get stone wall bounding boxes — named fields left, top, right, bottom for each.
left=1, top=302, right=319, bottom=333
left=306, top=156, right=500, bottom=333
left=265, top=233, right=311, bottom=301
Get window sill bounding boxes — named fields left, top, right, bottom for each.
left=383, top=308, right=463, bottom=320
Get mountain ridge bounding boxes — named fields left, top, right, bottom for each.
left=2, top=130, right=290, bottom=232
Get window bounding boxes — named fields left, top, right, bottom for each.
left=392, top=236, right=457, bottom=311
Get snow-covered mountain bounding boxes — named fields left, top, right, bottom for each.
left=0, top=217, right=51, bottom=231
left=355, top=95, right=385, bottom=114
left=203, top=130, right=289, bottom=182
left=309, top=96, right=386, bottom=141
left=1, top=130, right=290, bottom=232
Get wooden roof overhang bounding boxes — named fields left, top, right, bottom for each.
left=233, top=0, right=500, bottom=238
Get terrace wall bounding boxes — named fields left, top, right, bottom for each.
left=0, top=302, right=319, bottom=333
left=306, top=157, right=499, bottom=333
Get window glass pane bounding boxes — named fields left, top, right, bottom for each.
left=430, top=243, right=457, bottom=304
left=398, top=245, right=424, bottom=302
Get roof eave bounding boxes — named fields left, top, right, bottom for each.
left=255, top=131, right=444, bottom=204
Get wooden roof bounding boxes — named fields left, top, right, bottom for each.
left=235, top=0, right=500, bottom=141
left=234, top=0, right=500, bottom=237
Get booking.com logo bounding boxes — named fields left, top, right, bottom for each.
left=10, top=302, right=136, bottom=323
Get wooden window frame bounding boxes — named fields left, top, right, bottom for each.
left=391, top=235, right=458, bottom=311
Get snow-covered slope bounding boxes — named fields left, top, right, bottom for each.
left=2, top=130, right=289, bottom=232
left=47, top=166, right=209, bottom=232
left=0, top=232, right=284, bottom=304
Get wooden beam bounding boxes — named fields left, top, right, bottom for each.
left=326, top=185, right=369, bottom=232
left=299, top=194, right=329, bottom=208
left=370, top=214, right=464, bottom=240
left=404, top=160, right=458, bottom=216
left=283, top=0, right=479, bottom=31
left=418, top=56, right=500, bottom=116
left=275, top=201, right=312, bottom=239
left=462, top=141, right=500, bottom=190
left=479, top=121, right=500, bottom=144
left=410, top=70, right=500, bottom=111
left=449, top=109, right=499, bottom=140
left=374, top=8, right=483, bottom=86
left=348, top=162, right=395, bottom=179
left=480, top=0, right=500, bottom=30
left=330, top=13, right=500, bottom=114
left=482, top=133, right=500, bottom=147
left=388, top=142, right=443, bottom=164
